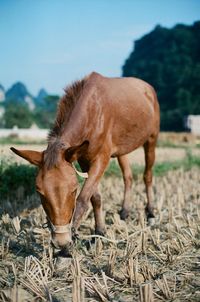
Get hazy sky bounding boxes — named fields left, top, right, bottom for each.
left=1, top=0, right=200, bottom=96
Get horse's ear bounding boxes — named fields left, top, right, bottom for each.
left=65, top=140, right=89, bottom=163
left=10, top=147, right=43, bottom=166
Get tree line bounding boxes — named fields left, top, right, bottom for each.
left=0, top=95, right=59, bottom=129
left=122, top=21, right=200, bottom=131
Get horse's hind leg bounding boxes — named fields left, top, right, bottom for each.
left=143, top=135, right=157, bottom=219
left=118, top=155, right=133, bottom=220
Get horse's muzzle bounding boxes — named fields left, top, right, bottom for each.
left=51, top=240, right=73, bottom=260
left=51, top=231, right=72, bottom=250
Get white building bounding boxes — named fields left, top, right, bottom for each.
left=0, top=86, right=5, bottom=102
left=0, top=106, right=5, bottom=118
left=185, top=115, right=200, bottom=135
left=0, top=124, right=48, bottom=140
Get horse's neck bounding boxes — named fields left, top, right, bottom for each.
left=60, top=114, right=88, bottom=148
left=59, top=90, right=95, bottom=147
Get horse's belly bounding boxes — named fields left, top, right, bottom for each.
left=111, top=111, right=154, bottom=156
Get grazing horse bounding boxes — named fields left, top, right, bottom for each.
left=11, top=72, right=160, bottom=250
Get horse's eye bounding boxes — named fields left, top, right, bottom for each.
left=37, top=189, right=45, bottom=198
left=36, top=185, right=44, bottom=195
left=39, top=193, right=47, bottom=204
left=36, top=185, right=41, bottom=192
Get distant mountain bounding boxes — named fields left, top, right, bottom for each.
left=0, top=82, right=60, bottom=128
left=35, top=88, right=48, bottom=106
left=6, top=82, right=35, bottom=110
left=4, top=82, right=51, bottom=111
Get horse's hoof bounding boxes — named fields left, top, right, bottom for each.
left=145, top=206, right=155, bottom=219
left=90, top=230, right=105, bottom=244
left=145, top=206, right=156, bottom=226
left=95, top=229, right=105, bottom=237
left=119, top=209, right=129, bottom=220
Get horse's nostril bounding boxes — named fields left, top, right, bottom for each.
left=51, top=241, right=73, bottom=258
left=51, top=238, right=73, bottom=253
left=55, top=247, right=72, bottom=258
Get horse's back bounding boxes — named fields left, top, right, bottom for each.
left=88, top=72, right=159, bottom=117
left=86, top=73, right=160, bottom=156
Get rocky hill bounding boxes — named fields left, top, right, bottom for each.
left=0, top=82, right=59, bottom=128
left=1, top=82, right=49, bottom=111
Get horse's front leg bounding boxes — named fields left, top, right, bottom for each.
left=91, top=190, right=105, bottom=236
left=72, top=155, right=109, bottom=233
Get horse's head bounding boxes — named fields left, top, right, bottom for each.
left=10, top=141, right=88, bottom=250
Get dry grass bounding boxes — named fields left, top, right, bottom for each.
left=2, top=145, right=200, bottom=166
left=1, top=139, right=200, bottom=166
left=158, top=132, right=200, bottom=146
left=0, top=165, right=200, bottom=301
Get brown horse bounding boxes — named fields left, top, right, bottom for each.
left=11, top=72, right=160, bottom=250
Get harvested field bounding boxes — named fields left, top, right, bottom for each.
left=158, top=132, right=200, bottom=146
left=0, top=165, right=200, bottom=301
left=1, top=144, right=200, bottom=166
left=0, top=134, right=200, bottom=301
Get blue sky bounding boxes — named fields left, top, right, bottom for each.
left=0, top=0, right=200, bottom=96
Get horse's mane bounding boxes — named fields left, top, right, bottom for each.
left=48, top=78, right=86, bottom=142
left=45, top=77, right=86, bottom=169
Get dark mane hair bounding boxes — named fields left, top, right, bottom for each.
left=48, top=78, right=86, bottom=142
left=45, top=77, right=86, bottom=169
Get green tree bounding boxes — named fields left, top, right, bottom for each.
left=33, top=95, right=59, bottom=128
left=122, top=21, right=200, bottom=131
left=4, top=101, right=33, bottom=128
